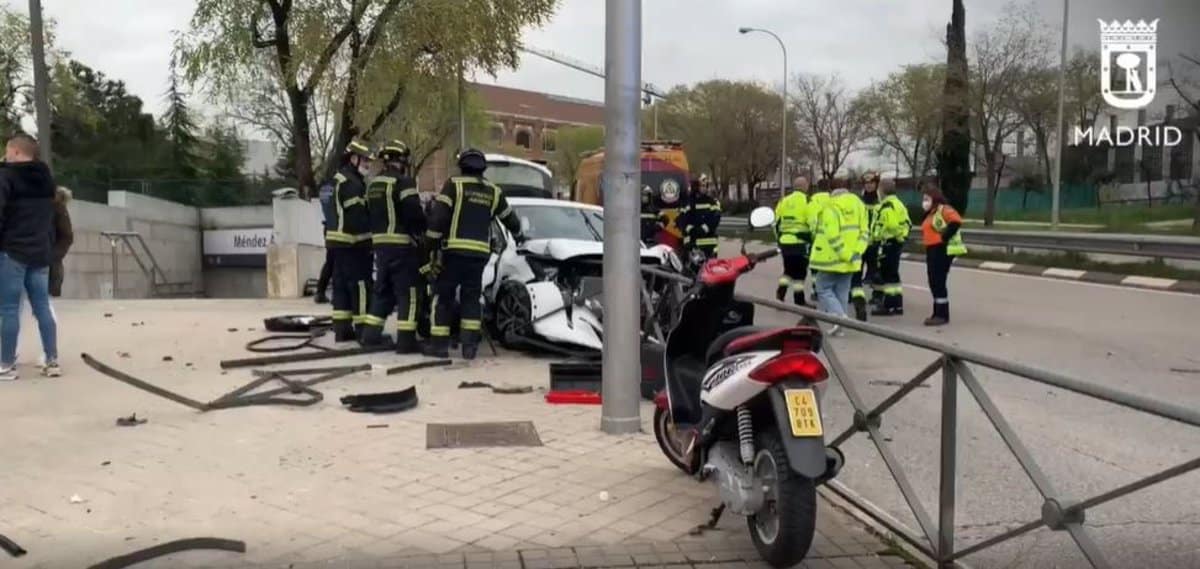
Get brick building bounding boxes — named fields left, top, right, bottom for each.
left=418, top=83, right=605, bottom=191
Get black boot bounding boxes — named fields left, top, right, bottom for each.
left=395, top=332, right=419, bottom=355
left=333, top=321, right=355, bottom=342
left=792, top=291, right=808, bottom=307
left=852, top=297, right=868, bottom=322
left=924, top=302, right=949, bottom=326
left=314, top=292, right=329, bottom=304
left=423, top=337, right=450, bottom=359
left=462, top=343, right=479, bottom=361
left=359, top=325, right=384, bottom=346
left=776, top=285, right=787, bottom=302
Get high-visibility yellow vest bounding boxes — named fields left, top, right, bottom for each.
left=932, top=206, right=968, bottom=256
left=873, top=194, right=911, bottom=242
left=774, top=191, right=809, bottom=246
left=809, top=192, right=865, bottom=274
left=806, top=192, right=830, bottom=236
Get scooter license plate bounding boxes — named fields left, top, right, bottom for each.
left=785, top=389, right=823, bottom=437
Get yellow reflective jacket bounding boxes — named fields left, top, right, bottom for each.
left=774, top=190, right=809, bottom=247
left=809, top=191, right=866, bottom=274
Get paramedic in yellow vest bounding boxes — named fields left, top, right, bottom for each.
left=805, top=179, right=832, bottom=303
left=774, top=176, right=811, bottom=305
left=872, top=178, right=911, bottom=316
left=808, top=186, right=867, bottom=336
left=920, top=184, right=967, bottom=326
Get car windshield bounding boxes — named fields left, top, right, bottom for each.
left=486, top=162, right=551, bottom=191
left=513, top=205, right=604, bottom=242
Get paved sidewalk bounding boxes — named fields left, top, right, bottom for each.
left=0, top=300, right=912, bottom=569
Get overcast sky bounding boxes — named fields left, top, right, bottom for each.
left=7, top=0, right=1199, bottom=163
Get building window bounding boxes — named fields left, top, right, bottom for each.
left=515, top=129, right=532, bottom=150
left=489, top=124, right=504, bottom=145
left=542, top=129, right=557, bottom=152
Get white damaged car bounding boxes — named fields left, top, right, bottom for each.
left=483, top=197, right=680, bottom=352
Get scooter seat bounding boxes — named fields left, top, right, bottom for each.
left=705, top=326, right=773, bottom=365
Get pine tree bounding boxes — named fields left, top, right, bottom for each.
left=162, top=49, right=200, bottom=179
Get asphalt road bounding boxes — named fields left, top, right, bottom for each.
left=718, top=241, right=1200, bottom=569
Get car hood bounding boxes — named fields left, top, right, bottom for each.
left=521, top=238, right=663, bottom=263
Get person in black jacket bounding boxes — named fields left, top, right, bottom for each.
left=320, top=140, right=374, bottom=342
left=0, top=134, right=60, bottom=380
left=424, top=148, right=523, bottom=360
left=359, top=141, right=426, bottom=351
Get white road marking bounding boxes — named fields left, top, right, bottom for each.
left=904, top=284, right=931, bottom=292
left=1043, top=267, right=1086, bottom=279
left=978, top=261, right=1015, bottom=271
left=1121, top=275, right=1178, bottom=289
left=901, top=260, right=1193, bottom=298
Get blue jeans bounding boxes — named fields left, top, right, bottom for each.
left=814, top=270, right=853, bottom=319
left=1, top=254, right=58, bottom=365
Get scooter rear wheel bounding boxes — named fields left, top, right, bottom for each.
left=652, top=406, right=693, bottom=474
left=748, top=430, right=817, bottom=568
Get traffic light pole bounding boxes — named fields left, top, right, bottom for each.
left=600, top=0, right=642, bottom=435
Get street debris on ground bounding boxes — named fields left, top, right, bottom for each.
left=0, top=533, right=26, bottom=558
left=115, top=414, right=147, bottom=427
left=341, top=386, right=419, bottom=414
left=456, top=381, right=533, bottom=394
left=86, top=538, right=246, bottom=569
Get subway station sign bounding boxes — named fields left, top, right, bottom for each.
left=202, top=228, right=273, bottom=268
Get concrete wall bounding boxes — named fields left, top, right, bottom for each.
left=267, top=196, right=327, bottom=298
left=63, top=192, right=203, bottom=299
left=63, top=193, right=275, bottom=299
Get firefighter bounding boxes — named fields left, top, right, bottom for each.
left=872, top=178, right=911, bottom=316
left=680, top=176, right=722, bottom=260
left=359, top=140, right=426, bottom=352
left=321, top=140, right=374, bottom=342
left=640, top=185, right=660, bottom=245
left=424, top=148, right=524, bottom=360
left=774, top=176, right=811, bottom=305
left=850, top=172, right=881, bottom=321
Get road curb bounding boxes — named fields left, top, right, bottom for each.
left=899, top=253, right=1200, bottom=295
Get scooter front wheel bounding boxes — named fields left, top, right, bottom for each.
left=748, top=430, right=817, bottom=568
left=652, top=406, right=693, bottom=474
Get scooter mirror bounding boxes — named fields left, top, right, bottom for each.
left=748, top=206, right=775, bottom=229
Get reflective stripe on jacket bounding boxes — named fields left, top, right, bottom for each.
left=774, top=191, right=809, bottom=246
left=323, top=166, right=371, bottom=247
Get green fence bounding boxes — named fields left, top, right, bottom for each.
left=58, top=177, right=284, bottom=207
left=896, top=184, right=1098, bottom=216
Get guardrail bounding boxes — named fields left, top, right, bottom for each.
left=100, top=231, right=193, bottom=298
left=637, top=264, right=1200, bottom=569
left=719, top=217, right=1200, bottom=261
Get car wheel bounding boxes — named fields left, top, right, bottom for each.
left=494, top=281, right=533, bottom=349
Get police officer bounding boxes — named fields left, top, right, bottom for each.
left=872, top=178, right=911, bottom=316
left=850, top=173, right=881, bottom=320
left=321, top=140, right=374, bottom=342
left=424, top=148, right=523, bottom=360
left=640, top=185, right=660, bottom=245
left=360, top=141, right=426, bottom=352
left=680, top=176, right=722, bottom=259
left=774, top=176, right=811, bottom=305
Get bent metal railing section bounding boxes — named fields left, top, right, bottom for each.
left=637, top=265, right=1200, bottom=569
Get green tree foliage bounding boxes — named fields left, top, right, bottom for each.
left=938, top=0, right=972, bottom=214
left=0, top=6, right=31, bottom=135
left=161, top=50, right=201, bottom=178
left=550, top=125, right=604, bottom=192
left=182, top=0, right=559, bottom=197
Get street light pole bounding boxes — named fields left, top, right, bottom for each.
left=1051, top=0, right=1069, bottom=229
left=740, top=27, right=788, bottom=195
left=29, top=0, right=53, bottom=169
left=600, top=0, right=642, bottom=435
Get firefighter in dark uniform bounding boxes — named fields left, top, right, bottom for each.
left=359, top=141, right=426, bottom=352
left=850, top=172, right=881, bottom=321
left=424, top=148, right=524, bottom=360
left=321, top=140, right=374, bottom=341
left=640, top=185, right=660, bottom=245
left=679, top=177, right=722, bottom=259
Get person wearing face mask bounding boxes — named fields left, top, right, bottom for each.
left=320, top=140, right=375, bottom=342
left=920, top=184, right=966, bottom=326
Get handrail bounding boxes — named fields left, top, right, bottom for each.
left=101, top=230, right=190, bottom=297
left=638, top=263, right=1200, bottom=568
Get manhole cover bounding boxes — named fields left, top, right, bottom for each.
left=426, top=421, right=543, bottom=449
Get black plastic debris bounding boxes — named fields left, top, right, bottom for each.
left=0, top=533, right=26, bottom=558
left=86, top=538, right=246, bottom=569
left=115, top=414, right=147, bottom=427
left=341, top=386, right=419, bottom=414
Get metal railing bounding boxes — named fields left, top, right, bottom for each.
left=719, top=217, right=1200, bottom=261
left=635, top=264, right=1200, bottom=569
left=100, top=231, right=193, bottom=298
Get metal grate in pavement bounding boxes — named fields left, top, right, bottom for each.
left=426, top=421, right=544, bottom=449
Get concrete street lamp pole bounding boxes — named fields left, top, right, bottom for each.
left=600, top=0, right=643, bottom=434
left=740, top=27, right=788, bottom=194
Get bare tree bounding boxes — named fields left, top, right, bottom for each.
left=970, top=1, right=1052, bottom=225
left=792, top=73, right=868, bottom=182
left=1065, top=48, right=1104, bottom=131
left=859, top=64, right=945, bottom=185
left=1012, top=66, right=1058, bottom=188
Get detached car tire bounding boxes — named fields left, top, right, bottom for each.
left=263, top=314, right=332, bottom=333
